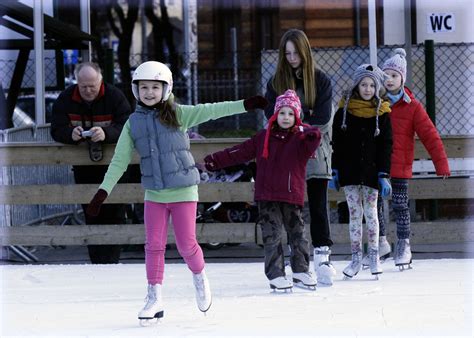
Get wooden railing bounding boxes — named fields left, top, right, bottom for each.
left=1, top=136, right=473, bottom=246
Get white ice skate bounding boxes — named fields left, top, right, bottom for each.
left=138, top=284, right=164, bottom=326
left=313, top=246, right=337, bottom=286
left=292, top=272, right=317, bottom=290
left=269, top=276, right=293, bottom=292
left=368, top=247, right=383, bottom=280
left=362, top=236, right=391, bottom=269
left=395, top=238, right=413, bottom=271
left=343, top=251, right=362, bottom=280
left=193, top=269, right=212, bottom=313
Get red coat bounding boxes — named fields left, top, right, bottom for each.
left=389, top=87, right=450, bottom=178
left=205, top=127, right=321, bottom=207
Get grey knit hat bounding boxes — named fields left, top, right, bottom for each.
left=382, top=48, right=407, bottom=85
left=341, top=64, right=387, bottom=136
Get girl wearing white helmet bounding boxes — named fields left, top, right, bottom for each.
left=86, top=61, right=268, bottom=325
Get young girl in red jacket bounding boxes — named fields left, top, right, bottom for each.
left=204, top=90, right=321, bottom=291
left=372, top=48, right=450, bottom=270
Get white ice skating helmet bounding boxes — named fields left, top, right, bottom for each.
left=131, top=61, right=173, bottom=102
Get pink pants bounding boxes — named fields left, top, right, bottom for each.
left=144, top=201, right=205, bottom=285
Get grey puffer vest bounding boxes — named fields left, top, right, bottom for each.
left=129, top=106, right=200, bottom=190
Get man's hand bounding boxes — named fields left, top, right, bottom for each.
left=72, top=126, right=84, bottom=142
left=89, top=127, right=105, bottom=142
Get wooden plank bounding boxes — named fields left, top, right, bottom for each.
left=1, top=219, right=472, bottom=246
left=0, top=182, right=258, bottom=204
left=259, top=220, right=474, bottom=245
left=1, top=136, right=471, bottom=166
left=0, top=138, right=248, bottom=166
left=0, top=178, right=472, bottom=205
left=0, top=222, right=256, bottom=246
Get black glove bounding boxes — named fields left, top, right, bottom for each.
left=86, top=189, right=108, bottom=217
left=204, top=155, right=219, bottom=171
left=244, top=96, right=268, bottom=110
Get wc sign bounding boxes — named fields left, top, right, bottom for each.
left=427, top=13, right=455, bottom=33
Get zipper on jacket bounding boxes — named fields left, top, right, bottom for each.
left=288, top=172, right=292, bottom=192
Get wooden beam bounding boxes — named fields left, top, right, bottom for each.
left=0, top=178, right=471, bottom=205
left=1, top=220, right=472, bottom=246
left=1, top=136, right=471, bottom=166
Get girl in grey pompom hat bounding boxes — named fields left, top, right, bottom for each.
left=331, top=63, right=393, bottom=279
left=340, top=64, right=388, bottom=136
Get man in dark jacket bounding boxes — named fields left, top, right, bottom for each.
left=51, top=62, right=131, bottom=264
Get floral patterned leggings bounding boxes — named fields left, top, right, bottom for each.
left=343, top=185, right=380, bottom=253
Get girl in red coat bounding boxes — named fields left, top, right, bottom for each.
left=377, top=48, right=450, bottom=270
left=204, top=90, right=321, bottom=291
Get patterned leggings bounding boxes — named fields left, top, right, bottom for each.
left=377, top=178, right=410, bottom=239
left=343, top=185, right=379, bottom=252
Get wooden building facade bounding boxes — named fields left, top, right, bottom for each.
left=196, top=0, right=384, bottom=70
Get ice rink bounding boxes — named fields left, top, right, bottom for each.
left=1, top=258, right=473, bottom=337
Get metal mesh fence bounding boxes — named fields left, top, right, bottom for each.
left=1, top=43, right=472, bottom=133
left=123, top=43, right=473, bottom=134
left=260, top=43, right=474, bottom=135
left=0, top=56, right=58, bottom=90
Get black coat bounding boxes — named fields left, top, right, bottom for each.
left=51, top=83, right=131, bottom=184
left=331, top=107, right=392, bottom=190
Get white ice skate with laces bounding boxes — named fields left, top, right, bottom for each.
left=269, top=276, right=293, bottom=292
left=193, top=269, right=212, bottom=313
left=138, top=284, right=164, bottom=326
left=368, top=247, right=383, bottom=280
left=313, top=246, right=336, bottom=286
left=362, top=236, right=391, bottom=269
left=395, top=238, right=413, bottom=271
left=343, top=251, right=362, bottom=280
left=292, top=271, right=317, bottom=290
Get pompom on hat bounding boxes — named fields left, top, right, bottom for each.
left=382, top=48, right=407, bottom=85
left=341, top=64, right=387, bottom=136
left=262, top=89, right=304, bottom=159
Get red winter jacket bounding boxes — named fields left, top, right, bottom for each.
left=205, top=127, right=321, bottom=207
left=389, top=87, right=450, bottom=178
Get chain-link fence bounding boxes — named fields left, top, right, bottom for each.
left=126, top=43, right=474, bottom=135
left=1, top=43, right=473, bottom=134
left=260, top=43, right=474, bottom=135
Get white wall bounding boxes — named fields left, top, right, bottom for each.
left=383, top=0, right=474, bottom=44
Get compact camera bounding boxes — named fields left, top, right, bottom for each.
left=81, top=130, right=93, bottom=138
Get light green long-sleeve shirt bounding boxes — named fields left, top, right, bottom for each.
left=99, top=100, right=246, bottom=203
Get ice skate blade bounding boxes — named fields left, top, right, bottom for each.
left=371, top=272, right=382, bottom=280
left=316, top=279, right=333, bottom=287
left=139, top=312, right=163, bottom=327
left=396, top=263, right=413, bottom=271
left=270, top=285, right=293, bottom=293
left=293, top=280, right=316, bottom=291
left=198, top=299, right=212, bottom=314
